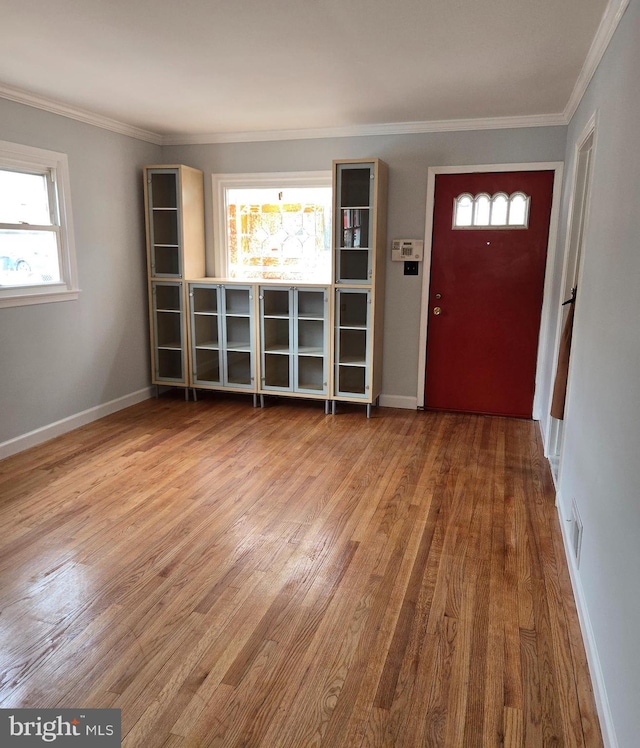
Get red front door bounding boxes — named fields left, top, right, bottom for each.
left=424, top=170, right=554, bottom=418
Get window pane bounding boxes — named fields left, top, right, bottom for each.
left=474, top=195, right=490, bottom=226
left=454, top=195, right=472, bottom=226
left=226, top=187, right=332, bottom=282
left=509, top=193, right=529, bottom=225
left=0, top=230, right=60, bottom=286
left=0, top=169, right=52, bottom=225
left=491, top=194, right=508, bottom=225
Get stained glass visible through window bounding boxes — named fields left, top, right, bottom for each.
left=226, top=187, right=332, bottom=281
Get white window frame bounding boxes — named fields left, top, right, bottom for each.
left=0, top=140, right=79, bottom=308
left=212, top=171, right=332, bottom=279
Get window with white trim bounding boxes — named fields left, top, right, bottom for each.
left=453, top=191, right=530, bottom=229
left=212, top=172, right=332, bottom=282
left=0, top=140, right=78, bottom=307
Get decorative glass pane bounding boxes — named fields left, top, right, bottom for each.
left=452, top=189, right=531, bottom=229
left=491, top=193, right=508, bottom=225
left=226, top=187, right=332, bottom=282
left=474, top=194, right=490, bottom=226
left=454, top=194, right=473, bottom=227
left=0, top=169, right=52, bottom=225
left=509, top=193, right=529, bottom=226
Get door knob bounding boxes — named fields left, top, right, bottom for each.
left=433, top=306, right=442, bottom=316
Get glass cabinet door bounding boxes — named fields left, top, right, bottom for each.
left=147, top=169, right=182, bottom=278
left=189, top=284, right=222, bottom=385
left=335, top=164, right=374, bottom=284
left=294, top=288, right=328, bottom=395
left=334, top=288, right=371, bottom=398
left=152, top=281, right=185, bottom=383
left=260, top=287, right=293, bottom=391
left=259, top=286, right=329, bottom=395
left=221, top=285, right=255, bottom=389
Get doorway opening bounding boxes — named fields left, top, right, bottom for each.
left=547, top=121, right=596, bottom=483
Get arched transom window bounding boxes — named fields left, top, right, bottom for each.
left=453, top=192, right=530, bottom=229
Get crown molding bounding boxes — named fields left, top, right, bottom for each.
left=564, top=0, right=630, bottom=123
left=1, top=78, right=565, bottom=146
left=0, top=83, right=163, bottom=145
left=160, top=113, right=568, bottom=146
left=2, top=0, right=630, bottom=153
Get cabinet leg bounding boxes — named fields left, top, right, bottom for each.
left=253, top=394, right=258, bottom=408
left=192, top=388, right=198, bottom=402
left=366, top=403, right=372, bottom=419
left=325, top=399, right=330, bottom=415
left=260, top=395, right=265, bottom=408
left=331, top=400, right=337, bottom=415
left=184, top=388, right=189, bottom=402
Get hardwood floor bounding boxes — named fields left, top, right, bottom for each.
left=0, top=394, right=602, bottom=747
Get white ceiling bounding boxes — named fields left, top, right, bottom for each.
left=0, top=0, right=613, bottom=143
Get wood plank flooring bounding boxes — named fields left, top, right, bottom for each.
left=0, top=394, right=602, bottom=747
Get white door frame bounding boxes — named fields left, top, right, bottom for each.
left=416, top=162, right=565, bottom=417
left=545, top=112, right=598, bottom=475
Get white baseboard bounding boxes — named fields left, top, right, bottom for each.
left=556, top=491, right=618, bottom=748
left=0, top=386, right=154, bottom=461
left=379, top=394, right=418, bottom=410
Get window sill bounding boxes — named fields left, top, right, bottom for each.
left=0, top=287, right=80, bottom=308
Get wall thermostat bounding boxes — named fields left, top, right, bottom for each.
left=391, top=239, right=424, bottom=262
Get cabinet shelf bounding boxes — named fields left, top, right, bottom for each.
left=158, top=341, right=182, bottom=350
left=195, top=341, right=219, bottom=350
left=298, top=381, right=324, bottom=391
left=225, top=341, right=251, bottom=351
left=264, top=344, right=291, bottom=353
left=298, top=346, right=324, bottom=356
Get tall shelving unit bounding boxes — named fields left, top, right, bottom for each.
left=143, top=159, right=387, bottom=415
left=332, top=158, right=388, bottom=417
left=144, top=165, right=205, bottom=397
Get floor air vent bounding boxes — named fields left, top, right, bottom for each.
left=570, top=499, right=584, bottom=568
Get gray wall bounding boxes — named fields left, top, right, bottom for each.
left=552, top=1, right=640, bottom=745
left=0, top=98, right=161, bottom=444
left=163, top=126, right=566, bottom=403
